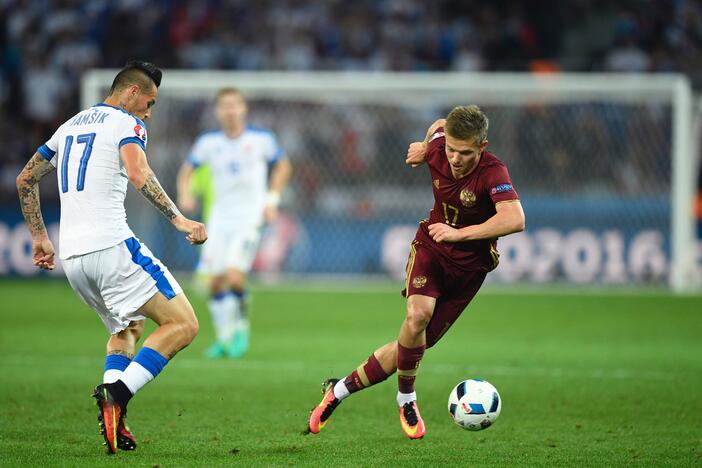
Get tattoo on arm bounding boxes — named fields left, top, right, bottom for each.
left=17, top=153, right=55, bottom=238
left=138, top=172, right=182, bottom=221
left=107, top=350, right=135, bottom=359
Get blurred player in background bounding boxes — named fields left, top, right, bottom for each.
left=307, top=105, right=525, bottom=439
left=16, top=61, right=207, bottom=454
left=177, top=88, right=292, bottom=358
left=190, top=164, right=215, bottom=220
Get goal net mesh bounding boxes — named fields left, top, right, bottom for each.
left=83, top=72, right=688, bottom=285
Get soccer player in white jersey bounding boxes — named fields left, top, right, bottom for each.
left=177, top=88, right=292, bottom=358
left=15, top=61, right=207, bottom=454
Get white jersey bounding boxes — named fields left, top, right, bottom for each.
left=38, top=103, right=148, bottom=260
left=187, top=126, right=283, bottom=229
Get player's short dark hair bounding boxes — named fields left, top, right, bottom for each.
left=445, top=105, right=489, bottom=143
left=215, top=87, right=244, bottom=103
left=109, top=60, right=162, bottom=94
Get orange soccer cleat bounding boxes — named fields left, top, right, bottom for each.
left=117, top=417, right=137, bottom=451
left=399, top=400, right=426, bottom=439
left=92, top=384, right=123, bottom=454
left=308, top=378, right=341, bottom=434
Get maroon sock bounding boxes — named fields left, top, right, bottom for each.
left=343, top=353, right=391, bottom=394
left=397, top=342, right=425, bottom=394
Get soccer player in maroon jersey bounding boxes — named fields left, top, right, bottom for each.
left=307, top=105, right=525, bottom=439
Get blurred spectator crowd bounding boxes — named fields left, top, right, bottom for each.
left=0, top=0, right=701, bottom=204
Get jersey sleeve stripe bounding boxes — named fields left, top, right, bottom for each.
left=119, top=136, right=146, bottom=151
left=124, top=237, right=177, bottom=299
left=37, top=144, right=56, bottom=161
left=186, top=153, right=201, bottom=168
left=270, top=147, right=284, bottom=162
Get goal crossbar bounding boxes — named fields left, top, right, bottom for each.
left=81, top=71, right=698, bottom=292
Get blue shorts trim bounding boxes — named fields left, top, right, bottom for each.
left=124, top=237, right=176, bottom=299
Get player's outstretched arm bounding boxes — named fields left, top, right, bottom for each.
left=264, top=156, right=293, bottom=222
left=176, top=163, right=197, bottom=214
left=406, top=118, right=447, bottom=167
left=405, top=142, right=427, bottom=167
left=120, top=143, right=207, bottom=245
left=428, top=200, right=525, bottom=243
left=16, top=153, right=57, bottom=270
left=424, top=118, right=446, bottom=143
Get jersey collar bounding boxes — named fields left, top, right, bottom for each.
left=94, top=103, right=140, bottom=120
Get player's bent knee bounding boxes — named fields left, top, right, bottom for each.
left=175, top=306, right=199, bottom=345
left=169, top=319, right=198, bottom=350
left=180, top=321, right=199, bottom=346
left=185, top=316, right=199, bottom=343
left=227, top=270, right=247, bottom=292
left=405, top=305, right=432, bottom=334
left=178, top=305, right=199, bottom=343
left=210, top=276, right=226, bottom=295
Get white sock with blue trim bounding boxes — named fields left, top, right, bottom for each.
left=208, top=292, right=236, bottom=342
left=104, top=354, right=131, bottom=384
left=232, top=290, right=249, bottom=333
left=119, top=347, right=169, bottom=396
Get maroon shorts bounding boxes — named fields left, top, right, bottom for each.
left=402, top=239, right=487, bottom=348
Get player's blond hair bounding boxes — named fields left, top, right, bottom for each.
left=215, top=87, right=244, bottom=103
left=445, top=105, right=489, bottom=143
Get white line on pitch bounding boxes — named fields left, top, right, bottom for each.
left=244, top=283, right=699, bottom=298
left=0, top=355, right=684, bottom=381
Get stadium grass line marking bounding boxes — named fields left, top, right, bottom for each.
left=247, top=282, right=701, bottom=297
left=0, top=355, right=681, bottom=381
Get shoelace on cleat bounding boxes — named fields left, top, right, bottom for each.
left=402, top=402, right=419, bottom=426
left=321, top=379, right=339, bottom=393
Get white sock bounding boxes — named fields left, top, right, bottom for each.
left=119, top=361, right=155, bottom=395
left=208, top=294, right=236, bottom=342
left=231, top=295, right=246, bottom=331
left=333, top=380, right=351, bottom=401
left=103, top=369, right=122, bottom=384
left=236, top=316, right=250, bottom=333
left=232, top=292, right=251, bottom=334
left=397, top=391, right=417, bottom=407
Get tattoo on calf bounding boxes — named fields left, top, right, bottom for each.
left=138, top=173, right=181, bottom=221
left=107, top=350, right=135, bottom=359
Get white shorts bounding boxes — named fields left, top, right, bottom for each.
left=199, top=225, right=262, bottom=275
left=62, top=237, right=183, bottom=335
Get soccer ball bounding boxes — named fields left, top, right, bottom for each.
left=447, top=379, right=501, bottom=431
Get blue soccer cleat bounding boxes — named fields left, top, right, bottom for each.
left=227, top=329, right=249, bottom=358
left=204, top=341, right=227, bottom=359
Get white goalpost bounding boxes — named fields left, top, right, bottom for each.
left=81, top=71, right=699, bottom=292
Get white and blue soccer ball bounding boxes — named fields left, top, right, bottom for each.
left=448, top=379, right=501, bottom=431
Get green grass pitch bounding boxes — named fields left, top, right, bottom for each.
left=1, top=278, right=700, bottom=466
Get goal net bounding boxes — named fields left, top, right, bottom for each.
left=81, top=71, right=698, bottom=291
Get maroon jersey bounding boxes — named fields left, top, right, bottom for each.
left=415, top=127, right=519, bottom=271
